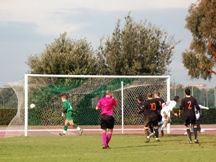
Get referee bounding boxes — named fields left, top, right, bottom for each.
left=96, top=90, right=117, bottom=149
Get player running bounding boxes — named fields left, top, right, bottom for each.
left=59, top=93, right=83, bottom=136
left=139, top=93, right=161, bottom=143
left=160, top=96, right=180, bottom=136
left=96, top=90, right=117, bottom=149
left=180, top=88, right=200, bottom=144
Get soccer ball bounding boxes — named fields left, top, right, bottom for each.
left=30, top=103, right=36, bottom=109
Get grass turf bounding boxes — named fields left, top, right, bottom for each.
left=0, top=134, right=216, bottom=162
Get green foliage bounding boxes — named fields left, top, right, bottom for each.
left=183, top=50, right=214, bottom=79
left=27, top=33, right=98, bottom=75
left=97, top=15, right=175, bottom=75
left=183, top=0, right=216, bottom=79
left=0, top=109, right=17, bottom=125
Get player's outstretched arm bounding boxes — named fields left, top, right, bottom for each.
left=199, top=104, right=209, bottom=110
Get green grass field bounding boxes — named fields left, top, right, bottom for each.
left=0, top=134, right=216, bottom=162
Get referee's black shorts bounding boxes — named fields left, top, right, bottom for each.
left=184, top=115, right=196, bottom=126
left=100, top=115, right=115, bottom=129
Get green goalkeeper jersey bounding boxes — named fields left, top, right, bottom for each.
left=63, top=100, right=73, bottom=113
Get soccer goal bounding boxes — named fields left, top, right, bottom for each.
left=23, top=74, right=170, bottom=136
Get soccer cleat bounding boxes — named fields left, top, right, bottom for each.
left=59, top=132, right=66, bottom=136
left=145, top=137, right=150, bottom=143
left=194, top=139, right=199, bottom=144
left=156, top=138, right=160, bottom=142
left=188, top=140, right=192, bottom=144
left=149, top=132, right=155, bottom=138
left=161, top=130, right=164, bottom=137
left=102, top=145, right=110, bottom=149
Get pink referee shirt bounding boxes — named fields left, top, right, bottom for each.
left=96, top=96, right=117, bottom=116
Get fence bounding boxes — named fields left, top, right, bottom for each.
left=170, top=83, right=216, bottom=108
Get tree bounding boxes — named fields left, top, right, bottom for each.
left=27, top=33, right=98, bottom=75
left=97, top=15, right=176, bottom=75
left=183, top=0, right=216, bottom=79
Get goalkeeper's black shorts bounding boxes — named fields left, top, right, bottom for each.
left=100, top=115, right=115, bottom=129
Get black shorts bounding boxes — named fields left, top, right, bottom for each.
left=144, top=116, right=158, bottom=127
left=157, top=114, right=162, bottom=122
left=100, top=115, right=115, bottom=129
left=184, top=115, right=196, bottom=126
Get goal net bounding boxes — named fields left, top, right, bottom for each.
left=23, top=74, right=170, bottom=136
left=0, top=81, right=25, bottom=138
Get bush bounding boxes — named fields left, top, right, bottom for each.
left=172, top=108, right=216, bottom=124
left=0, top=108, right=17, bottom=125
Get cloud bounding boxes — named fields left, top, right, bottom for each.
left=0, top=0, right=197, bottom=35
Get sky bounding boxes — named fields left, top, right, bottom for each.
left=0, top=0, right=215, bottom=87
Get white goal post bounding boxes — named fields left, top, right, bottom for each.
left=24, top=74, right=171, bottom=136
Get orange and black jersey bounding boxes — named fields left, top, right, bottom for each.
left=154, top=97, right=165, bottom=111
left=180, top=96, right=200, bottom=116
left=139, top=98, right=160, bottom=117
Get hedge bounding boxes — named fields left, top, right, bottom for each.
left=0, top=108, right=215, bottom=125
left=172, top=108, right=216, bottom=124
left=0, top=109, right=17, bottom=125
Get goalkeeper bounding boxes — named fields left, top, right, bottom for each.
left=59, top=93, right=83, bottom=136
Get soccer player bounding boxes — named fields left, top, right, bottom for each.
left=154, top=92, right=165, bottom=108
left=183, top=104, right=208, bottom=134
left=139, top=93, right=161, bottom=142
left=137, top=95, right=154, bottom=135
left=180, top=88, right=200, bottom=144
left=153, top=92, right=165, bottom=125
left=96, top=90, right=117, bottom=149
left=137, top=95, right=145, bottom=110
left=59, top=93, right=83, bottom=136
left=160, top=96, right=179, bottom=136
